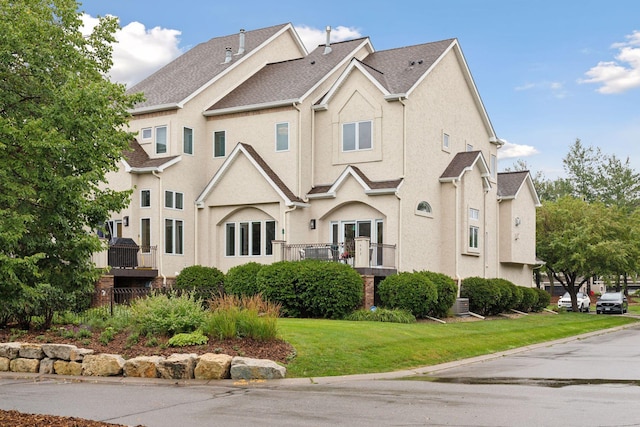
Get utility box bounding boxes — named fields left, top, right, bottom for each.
left=452, top=298, right=469, bottom=316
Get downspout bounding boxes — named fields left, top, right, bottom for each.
left=283, top=205, right=297, bottom=243
left=484, top=184, right=488, bottom=279
left=311, top=104, right=315, bottom=187
left=194, top=202, right=199, bottom=266
left=453, top=179, right=461, bottom=297
left=398, top=98, right=407, bottom=177
left=152, top=171, right=166, bottom=287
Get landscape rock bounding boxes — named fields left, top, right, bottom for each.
left=54, top=360, right=83, bottom=376
left=123, top=356, right=163, bottom=378
left=10, top=358, right=40, bottom=373
left=82, top=354, right=125, bottom=377
left=0, top=357, right=9, bottom=371
left=69, top=347, right=94, bottom=362
left=194, top=353, right=233, bottom=380
left=157, top=353, right=197, bottom=380
left=42, top=343, right=78, bottom=361
left=39, top=358, right=54, bottom=374
left=230, top=356, right=286, bottom=380
left=0, top=343, right=21, bottom=359
left=18, top=343, right=44, bottom=359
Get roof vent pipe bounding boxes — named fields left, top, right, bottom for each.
left=224, top=47, right=232, bottom=63
left=323, top=26, right=332, bottom=54
left=237, top=29, right=245, bottom=55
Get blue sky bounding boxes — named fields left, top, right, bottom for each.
left=79, top=0, right=640, bottom=179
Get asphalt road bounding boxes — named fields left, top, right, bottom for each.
left=2, top=322, right=640, bottom=427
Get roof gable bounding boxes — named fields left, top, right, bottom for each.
left=307, top=165, right=403, bottom=198
left=121, top=139, right=180, bottom=173
left=498, top=171, right=542, bottom=206
left=196, top=143, right=306, bottom=207
left=127, top=24, right=305, bottom=113
left=440, top=151, right=492, bottom=189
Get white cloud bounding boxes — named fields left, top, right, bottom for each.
left=81, top=14, right=182, bottom=87
left=497, top=141, right=539, bottom=159
left=579, top=30, right=640, bottom=94
left=514, top=81, right=567, bottom=99
left=294, top=25, right=362, bottom=51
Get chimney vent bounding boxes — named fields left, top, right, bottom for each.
left=323, top=26, right=332, bottom=55
left=237, top=29, right=245, bottom=55
left=224, top=47, right=232, bottom=63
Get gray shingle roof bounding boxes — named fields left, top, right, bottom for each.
left=307, top=165, right=402, bottom=196
left=123, top=139, right=179, bottom=170
left=207, top=38, right=369, bottom=112
left=360, top=39, right=455, bottom=94
left=127, top=24, right=292, bottom=110
left=440, top=151, right=484, bottom=180
left=497, top=171, right=529, bottom=198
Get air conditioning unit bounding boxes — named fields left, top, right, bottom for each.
left=452, top=298, right=469, bottom=316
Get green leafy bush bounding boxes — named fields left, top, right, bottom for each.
left=168, top=330, right=209, bottom=347
left=418, top=271, right=457, bottom=318
left=378, top=272, right=437, bottom=318
left=175, top=265, right=224, bottom=301
left=531, top=287, right=551, bottom=311
left=489, top=278, right=520, bottom=314
left=256, top=261, right=304, bottom=317
left=518, top=287, right=539, bottom=312
left=129, top=292, right=206, bottom=336
left=345, top=308, right=416, bottom=323
left=224, top=262, right=264, bottom=297
left=461, top=277, right=497, bottom=316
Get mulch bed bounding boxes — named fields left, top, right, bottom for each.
left=0, top=409, right=144, bottom=427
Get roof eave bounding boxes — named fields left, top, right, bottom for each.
left=204, top=99, right=300, bottom=116
left=130, top=103, right=181, bottom=116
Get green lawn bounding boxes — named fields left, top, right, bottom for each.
left=278, top=313, right=637, bottom=378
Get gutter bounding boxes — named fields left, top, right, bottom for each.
left=130, top=103, right=181, bottom=116
left=204, top=99, right=300, bottom=117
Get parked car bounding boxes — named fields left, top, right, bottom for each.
left=557, top=292, right=591, bottom=312
left=596, top=292, right=628, bottom=314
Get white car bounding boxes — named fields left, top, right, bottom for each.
left=557, top=292, right=591, bottom=312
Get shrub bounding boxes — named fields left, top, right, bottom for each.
left=345, top=308, right=416, bottom=323
left=418, top=271, right=457, bottom=318
left=256, top=261, right=303, bottom=317
left=531, top=287, right=551, bottom=312
left=378, top=272, right=437, bottom=318
left=489, top=278, right=519, bottom=314
left=518, top=287, right=539, bottom=312
left=168, top=330, right=209, bottom=347
left=174, top=265, right=224, bottom=301
left=296, top=260, right=364, bottom=319
left=224, top=262, right=264, bottom=297
left=461, top=277, right=498, bottom=316
left=129, top=292, right=206, bottom=336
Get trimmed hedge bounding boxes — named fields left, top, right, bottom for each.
left=461, top=277, right=550, bottom=316
left=460, top=277, right=497, bottom=316
left=175, top=265, right=224, bottom=301
left=224, top=262, right=264, bottom=297
left=418, top=271, right=457, bottom=318
left=378, top=272, right=437, bottom=318
left=256, top=260, right=363, bottom=319
left=532, top=287, right=551, bottom=311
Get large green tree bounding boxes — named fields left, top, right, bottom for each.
left=0, top=0, right=141, bottom=326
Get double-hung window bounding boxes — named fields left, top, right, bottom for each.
left=140, top=218, right=151, bottom=253
left=140, top=190, right=151, bottom=208
left=155, top=126, right=167, bottom=154
left=276, top=123, right=289, bottom=151
left=165, top=219, right=184, bottom=255
left=342, top=121, right=372, bottom=151
left=225, top=220, right=276, bottom=257
left=183, top=127, right=194, bottom=155
left=214, top=131, right=226, bottom=157
left=469, top=208, right=480, bottom=251
left=165, top=191, right=184, bottom=210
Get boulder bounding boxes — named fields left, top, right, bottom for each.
left=82, top=354, right=125, bottom=377
left=10, top=358, right=40, bottom=373
left=18, top=343, right=44, bottom=359
left=194, top=353, right=233, bottom=380
left=123, top=356, right=163, bottom=378
left=54, top=360, right=83, bottom=376
left=42, top=343, right=78, bottom=361
left=0, top=343, right=21, bottom=359
left=230, top=356, right=286, bottom=380
left=157, top=353, right=197, bottom=380
left=69, top=347, right=94, bottom=362
left=39, top=358, right=55, bottom=374
left=0, top=357, right=9, bottom=372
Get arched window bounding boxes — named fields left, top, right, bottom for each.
left=416, top=201, right=433, bottom=217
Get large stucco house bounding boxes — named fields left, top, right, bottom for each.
left=96, top=23, right=540, bottom=303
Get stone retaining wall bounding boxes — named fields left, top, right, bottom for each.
left=0, top=342, right=286, bottom=381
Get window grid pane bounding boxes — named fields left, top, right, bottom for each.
left=183, top=127, right=193, bottom=154
left=342, top=123, right=356, bottom=151
left=175, top=192, right=184, bottom=210
left=165, top=219, right=173, bottom=254
left=141, top=190, right=151, bottom=208
left=251, top=221, right=261, bottom=255
left=276, top=123, right=289, bottom=151
left=239, top=222, right=249, bottom=256
left=226, top=223, right=235, bottom=256
left=175, top=220, right=184, bottom=255
left=165, top=191, right=173, bottom=209
left=141, top=218, right=151, bottom=252
left=358, top=121, right=372, bottom=149
left=214, top=131, right=225, bottom=157
left=156, top=126, right=167, bottom=154
left=265, top=221, right=275, bottom=255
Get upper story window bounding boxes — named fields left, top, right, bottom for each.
left=342, top=120, right=372, bottom=152
left=469, top=208, right=479, bottom=220
left=183, top=127, right=194, bottom=155
left=141, top=128, right=152, bottom=141
left=140, top=189, right=151, bottom=208
left=416, top=201, right=433, bottom=217
left=165, top=218, right=184, bottom=255
left=469, top=207, right=479, bottom=251
left=155, top=126, right=168, bottom=154
left=214, top=130, right=226, bottom=157
left=165, top=190, right=184, bottom=210
left=442, top=133, right=450, bottom=151
left=276, top=122, right=289, bottom=151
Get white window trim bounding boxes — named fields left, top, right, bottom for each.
left=164, top=190, right=184, bottom=210
left=342, top=120, right=373, bottom=152
left=415, top=201, right=433, bottom=218
left=140, top=189, right=151, bottom=208
left=213, top=130, right=226, bottom=158
left=164, top=218, right=184, bottom=255
left=155, top=125, right=168, bottom=155
left=442, top=132, right=450, bottom=152
left=183, top=126, right=194, bottom=155
left=224, top=219, right=276, bottom=257
left=469, top=225, right=480, bottom=251
left=275, top=122, right=289, bottom=152
left=140, top=218, right=151, bottom=253
left=141, top=127, right=152, bottom=142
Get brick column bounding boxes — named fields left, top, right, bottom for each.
left=93, top=275, right=114, bottom=307
left=361, top=274, right=375, bottom=309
